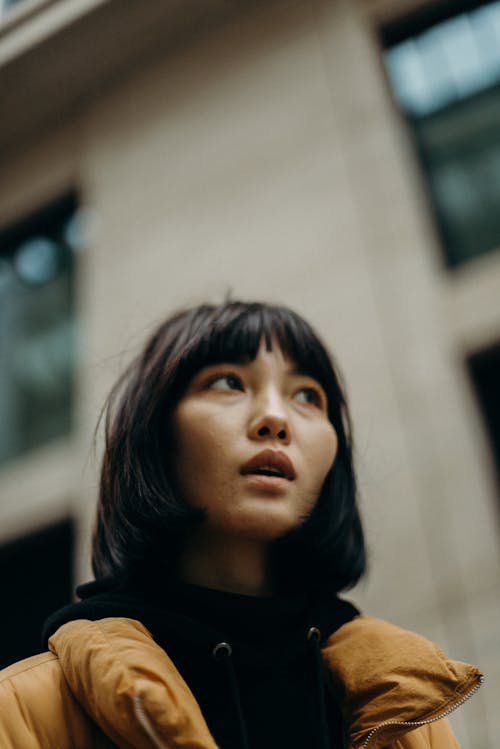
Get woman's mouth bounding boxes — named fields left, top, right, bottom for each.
left=240, top=449, right=296, bottom=481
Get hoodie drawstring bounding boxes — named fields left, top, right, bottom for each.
left=212, top=642, right=250, bottom=749
left=307, top=627, right=331, bottom=749
left=213, top=628, right=331, bottom=749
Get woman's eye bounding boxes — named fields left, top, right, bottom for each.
left=207, top=374, right=243, bottom=391
left=294, top=387, right=323, bottom=407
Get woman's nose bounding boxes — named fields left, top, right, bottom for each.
left=248, top=397, right=291, bottom=444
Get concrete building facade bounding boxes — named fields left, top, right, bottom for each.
left=0, top=1, right=499, bottom=746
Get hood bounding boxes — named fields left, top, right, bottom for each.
left=44, top=579, right=359, bottom=749
left=42, top=577, right=359, bottom=667
left=321, top=616, right=483, bottom=749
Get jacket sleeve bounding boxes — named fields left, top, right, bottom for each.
left=0, top=652, right=109, bottom=749
left=50, top=617, right=221, bottom=749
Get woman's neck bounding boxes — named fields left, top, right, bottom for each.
left=178, top=529, right=273, bottom=596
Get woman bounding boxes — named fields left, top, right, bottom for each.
left=0, top=301, right=482, bottom=748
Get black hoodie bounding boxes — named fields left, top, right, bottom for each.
left=43, top=576, right=359, bottom=749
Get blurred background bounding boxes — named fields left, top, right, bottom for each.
left=0, top=0, right=499, bottom=745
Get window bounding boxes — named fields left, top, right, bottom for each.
left=384, top=1, right=500, bottom=267
left=467, top=342, right=500, bottom=498
left=0, top=194, right=82, bottom=466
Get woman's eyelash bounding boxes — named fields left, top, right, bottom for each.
left=202, top=374, right=324, bottom=405
left=295, top=387, right=324, bottom=407
left=206, top=373, right=243, bottom=390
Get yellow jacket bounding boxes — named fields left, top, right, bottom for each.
left=0, top=615, right=481, bottom=749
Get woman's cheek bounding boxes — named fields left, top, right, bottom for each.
left=316, top=425, right=338, bottom=481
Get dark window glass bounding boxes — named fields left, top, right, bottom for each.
left=0, top=194, right=83, bottom=466
left=384, top=1, right=500, bottom=267
left=0, top=519, right=74, bottom=669
left=467, top=343, right=500, bottom=497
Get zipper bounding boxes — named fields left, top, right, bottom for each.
left=133, top=689, right=172, bottom=749
left=360, top=675, right=483, bottom=749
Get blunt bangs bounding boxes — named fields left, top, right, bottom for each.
left=171, top=303, right=340, bottom=414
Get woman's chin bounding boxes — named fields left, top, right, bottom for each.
left=213, top=508, right=307, bottom=542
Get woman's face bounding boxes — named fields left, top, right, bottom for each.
left=168, top=340, right=338, bottom=542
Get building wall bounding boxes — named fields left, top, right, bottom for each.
left=0, top=0, right=498, bottom=746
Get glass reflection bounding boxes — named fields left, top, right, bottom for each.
left=386, top=1, right=500, bottom=116
left=0, top=195, right=78, bottom=466
left=14, top=238, right=60, bottom=286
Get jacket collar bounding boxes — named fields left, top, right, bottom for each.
left=49, top=615, right=482, bottom=749
left=321, top=615, right=482, bottom=749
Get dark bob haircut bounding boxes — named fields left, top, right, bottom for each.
left=92, top=300, right=366, bottom=593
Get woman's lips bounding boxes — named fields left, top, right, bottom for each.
left=240, top=449, right=296, bottom=481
